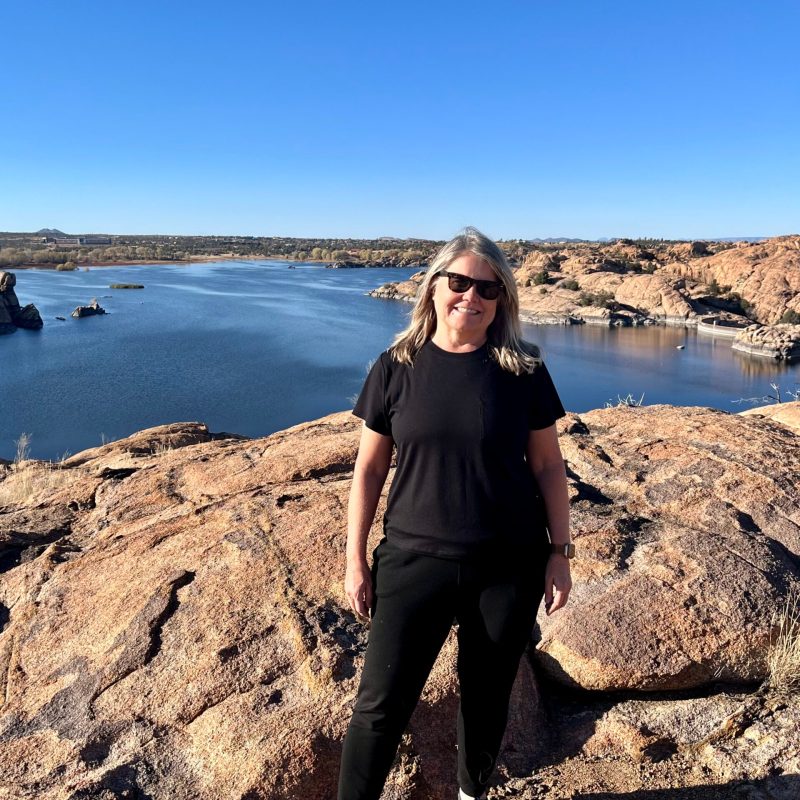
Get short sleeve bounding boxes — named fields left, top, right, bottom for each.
left=353, top=354, right=392, bottom=436
left=528, top=361, right=567, bottom=430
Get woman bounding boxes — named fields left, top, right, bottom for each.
left=338, top=227, right=573, bottom=800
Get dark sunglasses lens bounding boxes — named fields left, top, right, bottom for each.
left=444, top=273, right=502, bottom=299
left=447, top=274, right=471, bottom=293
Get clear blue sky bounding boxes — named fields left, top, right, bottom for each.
left=2, top=1, right=798, bottom=240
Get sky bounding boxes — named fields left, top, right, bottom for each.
left=2, top=1, right=799, bottom=240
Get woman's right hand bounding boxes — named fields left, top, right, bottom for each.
left=345, top=559, right=374, bottom=622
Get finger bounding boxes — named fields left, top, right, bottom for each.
left=355, top=587, right=371, bottom=620
left=364, top=583, right=374, bottom=618
left=543, top=577, right=554, bottom=612
left=548, top=589, right=570, bottom=615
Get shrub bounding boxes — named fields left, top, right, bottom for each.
left=641, top=262, right=656, bottom=274
left=532, top=269, right=549, bottom=285
left=707, top=279, right=733, bottom=296
left=56, top=261, right=77, bottom=271
left=578, top=290, right=617, bottom=309
left=538, top=286, right=547, bottom=295
left=780, top=309, right=800, bottom=325
left=561, top=279, right=580, bottom=291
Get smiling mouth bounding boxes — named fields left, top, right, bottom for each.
left=454, top=307, right=480, bottom=315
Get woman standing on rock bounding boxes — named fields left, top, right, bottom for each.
left=339, top=227, right=573, bottom=800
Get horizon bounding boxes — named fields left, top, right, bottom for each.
left=3, top=1, right=799, bottom=239
left=4, top=228, right=787, bottom=244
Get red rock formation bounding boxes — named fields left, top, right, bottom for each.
left=1, top=405, right=799, bottom=798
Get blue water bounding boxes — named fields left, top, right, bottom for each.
left=2, top=260, right=798, bottom=460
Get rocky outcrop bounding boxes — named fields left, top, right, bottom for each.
left=366, top=270, right=425, bottom=301
left=732, top=323, right=800, bottom=361
left=665, top=235, right=800, bottom=324
left=326, top=260, right=365, bottom=269
left=368, top=235, right=800, bottom=333
left=1, top=406, right=799, bottom=799
left=740, top=401, right=800, bottom=434
left=0, top=271, right=43, bottom=334
left=538, top=405, right=800, bottom=692
left=71, top=299, right=106, bottom=318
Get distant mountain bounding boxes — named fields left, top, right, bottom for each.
left=35, top=228, right=67, bottom=237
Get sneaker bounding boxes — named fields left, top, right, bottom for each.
left=458, top=790, right=487, bottom=800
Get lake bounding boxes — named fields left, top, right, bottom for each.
left=2, top=260, right=798, bottom=461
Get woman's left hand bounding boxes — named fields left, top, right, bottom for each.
left=544, top=554, right=572, bottom=616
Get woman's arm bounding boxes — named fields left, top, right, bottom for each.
left=345, top=424, right=393, bottom=620
left=527, top=424, right=572, bottom=616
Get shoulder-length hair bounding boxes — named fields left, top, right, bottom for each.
left=388, top=226, right=541, bottom=374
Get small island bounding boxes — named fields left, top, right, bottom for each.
left=0, top=270, right=43, bottom=334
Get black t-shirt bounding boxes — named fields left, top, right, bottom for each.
left=353, top=339, right=567, bottom=559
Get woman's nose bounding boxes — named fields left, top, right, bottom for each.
left=461, top=282, right=480, bottom=301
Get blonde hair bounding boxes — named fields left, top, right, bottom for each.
left=388, top=227, right=541, bottom=374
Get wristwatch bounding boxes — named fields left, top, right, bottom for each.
left=550, top=542, right=576, bottom=558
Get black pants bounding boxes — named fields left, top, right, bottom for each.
left=338, top=536, right=548, bottom=799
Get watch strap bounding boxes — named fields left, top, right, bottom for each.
left=550, top=542, right=576, bottom=558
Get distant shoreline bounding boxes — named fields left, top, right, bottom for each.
left=5, top=254, right=331, bottom=271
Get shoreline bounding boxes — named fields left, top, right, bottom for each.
left=5, top=256, right=422, bottom=271
left=4, top=254, right=316, bottom=270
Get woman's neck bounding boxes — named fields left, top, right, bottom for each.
left=430, top=329, right=487, bottom=353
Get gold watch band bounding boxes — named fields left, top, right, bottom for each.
left=550, top=542, right=576, bottom=558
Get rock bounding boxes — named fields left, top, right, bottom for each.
left=535, top=404, right=800, bottom=691
left=611, top=274, right=696, bottom=322
left=13, top=303, right=44, bottom=330
left=327, top=261, right=365, bottom=269
left=665, top=235, right=800, bottom=324
left=0, top=301, right=14, bottom=335
left=732, top=323, right=800, bottom=361
left=0, top=271, right=16, bottom=293
left=71, top=300, right=106, bottom=318
left=1, top=407, right=799, bottom=798
left=582, top=692, right=800, bottom=780
left=740, top=403, right=800, bottom=435
left=0, top=270, right=43, bottom=334
left=367, top=271, right=424, bottom=302
left=368, top=235, right=800, bottom=332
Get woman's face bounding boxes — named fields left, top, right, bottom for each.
left=431, top=253, right=499, bottom=340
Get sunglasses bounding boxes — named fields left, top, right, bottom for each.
left=439, top=270, right=505, bottom=300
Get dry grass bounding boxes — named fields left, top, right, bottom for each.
left=15, top=432, right=31, bottom=463
left=0, top=433, right=74, bottom=507
left=150, top=441, right=174, bottom=456
left=766, top=584, right=800, bottom=695
left=604, top=392, right=645, bottom=408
